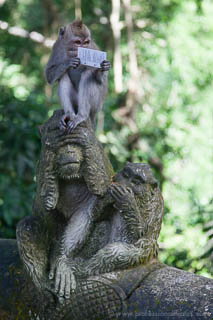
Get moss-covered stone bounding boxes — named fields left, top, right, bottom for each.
left=0, top=239, right=212, bottom=319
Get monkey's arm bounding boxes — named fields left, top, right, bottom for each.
left=57, top=122, right=113, bottom=196
left=110, top=184, right=144, bottom=241
left=45, top=37, right=80, bottom=84
left=76, top=240, right=158, bottom=277
left=94, top=60, right=110, bottom=84
left=45, top=59, right=80, bottom=85
left=40, top=148, right=59, bottom=211
left=33, top=146, right=59, bottom=214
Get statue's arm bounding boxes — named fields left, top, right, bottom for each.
left=109, top=184, right=144, bottom=241
left=33, top=148, right=59, bottom=214
left=83, top=135, right=113, bottom=196
left=51, top=121, right=114, bottom=196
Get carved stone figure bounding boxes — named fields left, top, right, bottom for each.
left=17, top=110, right=113, bottom=299
left=17, top=110, right=163, bottom=304
left=76, top=162, right=163, bottom=277
left=9, top=110, right=212, bottom=319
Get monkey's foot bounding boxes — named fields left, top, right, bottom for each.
left=59, top=113, right=75, bottom=131
left=67, top=119, right=78, bottom=133
left=67, top=117, right=84, bottom=133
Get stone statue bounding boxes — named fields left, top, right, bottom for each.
left=16, top=110, right=114, bottom=296
left=0, top=108, right=209, bottom=319
left=77, top=161, right=163, bottom=277
left=15, top=110, right=166, bottom=318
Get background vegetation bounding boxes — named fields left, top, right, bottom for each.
left=0, top=0, right=212, bottom=277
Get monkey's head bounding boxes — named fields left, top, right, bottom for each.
left=55, top=143, right=84, bottom=180
left=113, top=163, right=163, bottom=242
left=113, top=163, right=158, bottom=196
left=60, top=20, right=91, bottom=57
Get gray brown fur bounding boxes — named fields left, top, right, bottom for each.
left=45, top=20, right=110, bottom=132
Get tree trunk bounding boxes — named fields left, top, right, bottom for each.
left=113, top=0, right=143, bottom=132
left=75, top=0, right=82, bottom=20
left=110, top=0, right=123, bottom=93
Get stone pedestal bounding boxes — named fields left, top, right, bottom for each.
left=0, top=239, right=212, bottom=319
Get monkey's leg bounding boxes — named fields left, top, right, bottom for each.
left=77, top=242, right=150, bottom=277
left=16, top=216, right=50, bottom=291
left=58, top=72, right=77, bottom=131
left=49, top=203, right=96, bottom=299
left=66, top=70, right=99, bottom=132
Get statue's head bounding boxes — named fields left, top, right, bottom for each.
left=113, top=163, right=158, bottom=196
left=55, top=143, right=84, bottom=180
left=38, top=110, right=86, bottom=183
left=37, top=110, right=112, bottom=199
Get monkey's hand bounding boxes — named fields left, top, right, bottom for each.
left=67, top=57, right=80, bottom=70
left=100, top=60, right=110, bottom=72
left=49, top=256, right=76, bottom=300
left=110, top=183, right=136, bottom=211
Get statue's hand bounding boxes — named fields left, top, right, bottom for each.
left=53, top=119, right=96, bottom=151
left=43, top=193, right=58, bottom=211
left=41, top=182, right=58, bottom=211
left=110, top=183, right=136, bottom=211
left=49, top=256, right=76, bottom=299
left=66, top=121, right=96, bottom=148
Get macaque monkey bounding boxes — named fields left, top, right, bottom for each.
left=45, top=20, right=110, bottom=132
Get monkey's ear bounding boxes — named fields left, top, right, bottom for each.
left=59, top=27, right=65, bottom=38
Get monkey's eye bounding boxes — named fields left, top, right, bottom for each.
left=75, top=40, right=81, bottom=45
left=84, top=40, right=90, bottom=45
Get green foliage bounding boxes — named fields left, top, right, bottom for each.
left=0, top=85, right=47, bottom=238
left=0, top=0, right=212, bottom=277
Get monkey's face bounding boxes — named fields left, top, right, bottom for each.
left=55, top=144, right=84, bottom=180
left=68, top=35, right=91, bottom=57
left=64, top=24, right=91, bottom=57
left=113, top=163, right=158, bottom=196
left=72, top=35, right=91, bottom=48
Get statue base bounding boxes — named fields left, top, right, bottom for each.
left=0, top=239, right=212, bottom=320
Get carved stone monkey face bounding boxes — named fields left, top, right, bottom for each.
left=55, top=143, right=84, bottom=180
left=113, top=163, right=158, bottom=196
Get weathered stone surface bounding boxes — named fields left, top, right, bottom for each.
left=0, top=239, right=34, bottom=319
left=3, top=111, right=212, bottom=319
left=125, top=266, right=213, bottom=319
left=16, top=112, right=165, bottom=302
left=0, top=239, right=212, bottom=319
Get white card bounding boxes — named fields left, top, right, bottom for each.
left=77, top=47, right=107, bottom=68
